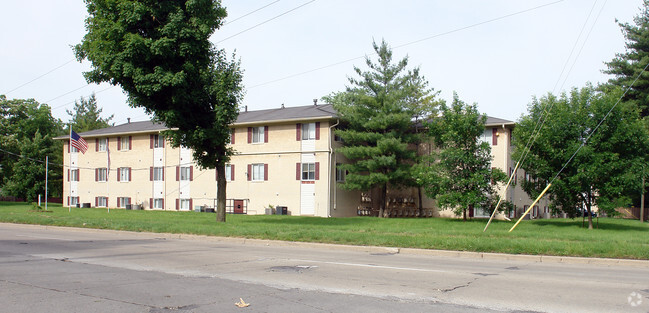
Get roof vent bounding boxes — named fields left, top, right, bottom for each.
left=281, top=103, right=285, bottom=109
left=245, top=105, right=248, bottom=112
left=127, top=118, right=131, bottom=124
left=313, top=99, right=318, bottom=106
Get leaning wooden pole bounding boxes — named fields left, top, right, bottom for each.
left=509, top=183, right=552, bottom=232
left=484, top=161, right=520, bottom=232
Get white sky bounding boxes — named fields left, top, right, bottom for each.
left=0, top=0, right=643, bottom=126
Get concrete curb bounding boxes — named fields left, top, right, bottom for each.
left=4, top=223, right=649, bottom=268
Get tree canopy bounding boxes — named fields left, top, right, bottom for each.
left=513, top=85, right=649, bottom=229
left=603, top=0, right=649, bottom=118
left=74, top=0, right=244, bottom=222
left=329, top=39, right=438, bottom=217
left=66, top=93, right=114, bottom=132
left=416, top=93, right=506, bottom=220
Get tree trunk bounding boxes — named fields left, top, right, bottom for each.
left=418, top=186, right=423, bottom=218
left=463, top=206, right=467, bottom=221
left=216, top=163, right=226, bottom=222
left=378, top=184, right=387, bottom=218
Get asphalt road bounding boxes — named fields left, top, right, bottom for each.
left=1, top=223, right=648, bottom=313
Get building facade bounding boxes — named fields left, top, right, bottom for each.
left=57, top=103, right=547, bottom=219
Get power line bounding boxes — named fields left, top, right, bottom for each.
left=45, top=84, right=91, bottom=104
left=215, top=0, right=316, bottom=44
left=3, top=59, right=75, bottom=95
left=249, top=0, right=564, bottom=89
left=51, top=85, right=116, bottom=111
left=223, top=0, right=281, bottom=26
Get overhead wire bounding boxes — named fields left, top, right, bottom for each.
left=3, top=59, right=75, bottom=95
left=249, top=0, right=564, bottom=89
left=222, top=0, right=281, bottom=26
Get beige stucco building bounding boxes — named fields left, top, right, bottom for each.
left=57, top=103, right=548, bottom=219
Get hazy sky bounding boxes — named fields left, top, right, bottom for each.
left=0, top=0, right=644, bottom=126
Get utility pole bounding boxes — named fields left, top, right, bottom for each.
left=45, top=156, right=48, bottom=211
left=641, top=166, right=645, bottom=223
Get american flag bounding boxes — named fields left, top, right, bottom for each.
left=70, top=130, right=88, bottom=154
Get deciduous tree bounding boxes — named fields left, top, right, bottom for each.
left=74, top=0, right=244, bottom=222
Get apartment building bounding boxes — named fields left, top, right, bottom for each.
left=57, top=103, right=544, bottom=218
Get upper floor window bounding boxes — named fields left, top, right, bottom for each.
left=252, top=126, right=265, bottom=143
left=118, top=167, right=131, bottom=182
left=302, top=123, right=316, bottom=140
left=179, top=166, right=192, bottom=181
left=71, top=146, right=79, bottom=153
left=97, top=138, right=107, bottom=152
left=95, top=168, right=107, bottom=182
left=69, top=169, right=79, bottom=182
left=301, top=163, right=316, bottom=181
left=152, top=134, right=165, bottom=148
left=152, top=167, right=164, bottom=181
left=119, top=136, right=131, bottom=151
left=225, top=164, right=233, bottom=182
left=336, top=164, right=345, bottom=182
left=250, top=163, right=267, bottom=181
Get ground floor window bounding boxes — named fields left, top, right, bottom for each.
left=153, top=198, right=164, bottom=209
left=96, top=196, right=108, bottom=208
left=117, top=197, right=131, bottom=208
left=180, top=199, right=191, bottom=210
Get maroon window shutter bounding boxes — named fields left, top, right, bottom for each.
left=161, top=199, right=164, bottom=209
left=67, top=142, right=70, bottom=153
left=96, top=138, right=99, bottom=151
left=231, top=164, right=235, bottom=181
left=95, top=197, right=98, bottom=207
left=492, top=128, right=498, bottom=145
left=247, top=127, right=252, bottom=143
left=230, top=129, right=235, bottom=144
left=150, top=135, right=154, bottom=149
left=247, top=164, right=251, bottom=181
left=189, top=199, right=193, bottom=211
left=67, top=169, right=70, bottom=182
left=296, top=163, right=301, bottom=180
left=190, top=166, right=193, bottom=181
left=264, top=126, right=268, bottom=143
left=315, top=122, right=320, bottom=140
left=150, top=198, right=153, bottom=208
left=176, top=166, right=179, bottom=181
left=176, top=199, right=179, bottom=210
left=117, top=197, right=121, bottom=208
left=106, top=198, right=109, bottom=207
left=128, top=168, right=132, bottom=181
left=264, top=164, right=268, bottom=181
left=129, top=136, right=132, bottom=150
left=128, top=197, right=131, bottom=205
left=95, top=168, right=98, bottom=181
left=162, top=168, right=164, bottom=181
left=117, top=168, right=121, bottom=182
left=67, top=196, right=69, bottom=206
left=150, top=167, right=153, bottom=181
left=296, top=123, right=301, bottom=141
left=315, top=162, right=320, bottom=180
left=117, top=137, right=121, bottom=150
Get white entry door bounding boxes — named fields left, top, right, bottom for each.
left=300, top=183, right=315, bottom=215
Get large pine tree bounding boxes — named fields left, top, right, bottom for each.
left=332, top=40, right=437, bottom=217
left=603, top=0, right=649, bottom=117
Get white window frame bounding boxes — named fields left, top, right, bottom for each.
left=70, top=169, right=79, bottom=182
left=179, top=167, right=191, bottom=181
left=180, top=199, right=191, bottom=210
left=251, top=163, right=265, bottom=181
left=97, top=196, right=108, bottom=208
left=153, top=167, right=164, bottom=181
left=302, top=123, right=316, bottom=140
left=119, top=167, right=130, bottom=182
left=301, top=163, right=315, bottom=181
left=70, top=197, right=79, bottom=206
left=336, top=164, right=345, bottom=182
left=252, top=126, right=265, bottom=143
left=225, top=164, right=232, bottom=182
left=120, top=137, right=130, bottom=151
left=154, top=134, right=165, bottom=148
left=97, top=168, right=107, bottom=182
left=71, top=146, right=79, bottom=153
left=97, top=138, right=107, bottom=152
left=153, top=198, right=164, bottom=209
left=118, top=197, right=130, bottom=208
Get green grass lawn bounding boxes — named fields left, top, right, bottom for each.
left=1, top=202, right=648, bottom=259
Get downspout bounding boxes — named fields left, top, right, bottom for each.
left=328, top=119, right=340, bottom=217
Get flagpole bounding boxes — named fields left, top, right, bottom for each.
left=69, top=126, right=72, bottom=213
left=45, top=156, right=48, bottom=212
left=107, top=145, right=110, bottom=213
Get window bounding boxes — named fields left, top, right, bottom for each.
left=118, top=167, right=131, bottom=182
left=119, top=136, right=130, bottom=151
left=301, top=163, right=316, bottom=181
left=97, top=138, right=107, bottom=152
left=117, top=197, right=131, bottom=208
left=96, top=168, right=107, bottom=182
left=179, top=166, right=192, bottom=181
left=71, top=145, right=79, bottom=153
left=302, top=123, right=316, bottom=140
left=252, top=126, right=265, bottom=143
left=251, top=163, right=265, bottom=181
left=479, top=129, right=492, bottom=145
left=152, top=167, right=164, bottom=181
left=153, top=198, right=164, bottom=209
left=69, top=196, right=79, bottom=206
left=180, top=199, right=191, bottom=210
left=154, top=134, right=165, bottom=148
left=96, top=196, right=108, bottom=207
left=225, top=164, right=233, bottom=181
left=336, top=163, right=345, bottom=182
left=69, top=169, right=79, bottom=182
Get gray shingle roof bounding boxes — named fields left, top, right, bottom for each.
left=54, top=121, right=168, bottom=139
left=485, top=116, right=515, bottom=126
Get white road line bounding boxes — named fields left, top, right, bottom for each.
left=292, top=259, right=451, bottom=274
